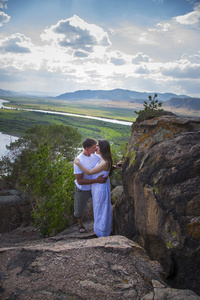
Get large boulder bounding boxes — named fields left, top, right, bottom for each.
left=0, top=180, right=31, bottom=233
left=115, top=115, right=200, bottom=294
left=0, top=234, right=164, bottom=300
left=1, top=228, right=199, bottom=300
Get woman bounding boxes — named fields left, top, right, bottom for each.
left=74, top=139, right=113, bottom=237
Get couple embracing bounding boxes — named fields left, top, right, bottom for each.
left=73, top=138, right=114, bottom=237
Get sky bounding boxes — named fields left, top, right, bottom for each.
left=0, top=0, right=200, bottom=97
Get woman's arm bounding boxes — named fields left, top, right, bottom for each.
left=74, top=158, right=107, bottom=175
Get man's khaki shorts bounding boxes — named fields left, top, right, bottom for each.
left=74, top=185, right=92, bottom=218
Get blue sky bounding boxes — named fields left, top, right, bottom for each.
left=0, top=0, right=200, bottom=96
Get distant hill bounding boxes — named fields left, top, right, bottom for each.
left=163, top=97, right=200, bottom=111
left=0, top=89, right=16, bottom=96
left=0, top=88, right=27, bottom=97
left=56, top=89, right=188, bottom=102
left=0, top=88, right=57, bottom=98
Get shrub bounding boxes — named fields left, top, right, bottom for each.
left=135, top=93, right=163, bottom=122
left=0, top=124, right=82, bottom=236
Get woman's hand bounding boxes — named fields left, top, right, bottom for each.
left=74, top=158, right=80, bottom=165
left=113, top=160, right=122, bottom=170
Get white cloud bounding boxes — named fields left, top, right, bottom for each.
left=109, top=28, right=115, bottom=35
left=0, top=11, right=10, bottom=27
left=161, top=61, right=200, bottom=79
left=0, top=66, right=24, bottom=82
left=0, top=11, right=200, bottom=96
left=0, top=0, right=7, bottom=9
left=73, top=50, right=89, bottom=58
left=174, top=4, right=200, bottom=25
left=136, top=66, right=150, bottom=74
left=109, top=50, right=128, bottom=66
left=41, top=15, right=111, bottom=54
left=132, top=52, right=150, bottom=64
left=181, top=53, right=200, bottom=64
left=110, top=57, right=126, bottom=66
left=0, top=34, right=45, bottom=72
left=149, top=22, right=171, bottom=32
left=0, top=33, right=32, bottom=53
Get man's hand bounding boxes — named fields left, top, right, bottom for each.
left=96, top=174, right=107, bottom=184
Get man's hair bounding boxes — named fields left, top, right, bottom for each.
left=82, top=138, right=97, bottom=149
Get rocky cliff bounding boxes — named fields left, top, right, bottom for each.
left=1, top=114, right=200, bottom=298
left=115, top=115, right=200, bottom=294
left=0, top=180, right=31, bottom=233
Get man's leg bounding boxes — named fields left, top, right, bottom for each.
left=77, top=216, right=83, bottom=228
left=77, top=217, right=85, bottom=233
left=74, top=186, right=91, bottom=232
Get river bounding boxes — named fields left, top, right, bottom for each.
left=0, top=99, right=132, bottom=158
left=0, top=100, right=18, bottom=157
left=0, top=132, right=18, bottom=158
left=0, top=99, right=132, bottom=126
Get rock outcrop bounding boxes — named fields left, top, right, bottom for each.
left=0, top=225, right=163, bottom=300
left=115, top=115, right=200, bottom=295
left=0, top=180, right=31, bottom=233
left=1, top=222, right=199, bottom=300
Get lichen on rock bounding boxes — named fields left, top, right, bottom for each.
left=116, top=115, right=200, bottom=295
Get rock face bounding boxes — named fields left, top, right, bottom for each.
left=0, top=226, right=164, bottom=300
left=0, top=180, right=31, bottom=233
left=115, top=115, right=200, bottom=295
left=0, top=222, right=199, bottom=300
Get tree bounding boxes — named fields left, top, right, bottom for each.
left=134, top=93, right=163, bottom=122
left=143, top=94, right=163, bottom=111
left=0, top=124, right=82, bottom=236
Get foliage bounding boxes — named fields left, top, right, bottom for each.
left=0, top=124, right=81, bottom=236
left=110, top=142, right=126, bottom=185
left=0, top=102, right=131, bottom=235
left=7, top=123, right=81, bottom=162
left=134, top=93, right=163, bottom=122
left=143, top=94, right=163, bottom=111
left=31, top=156, right=75, bottom=237
left=0, top=109, right=131, bottom=148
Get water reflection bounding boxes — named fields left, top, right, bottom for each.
left=0, top=99, right=9, bottom=108
left=0, top=132, right=18, bottom=158
left=0, top=100, right=18, bottom=157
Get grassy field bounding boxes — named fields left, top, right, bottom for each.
left=1, top=96, right=138, bottom=122
left=0, top=95, right=136, bottom=151
left=0, top=108, right=131, bottom=149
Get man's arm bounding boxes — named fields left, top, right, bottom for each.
left=75, top=173, right=107, bottom=185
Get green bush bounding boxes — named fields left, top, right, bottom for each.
left=31, top=156, right=75, bottom=237
left=0, top=124, right=81, bottom=236
left=135, top=93, right=163, bottom=122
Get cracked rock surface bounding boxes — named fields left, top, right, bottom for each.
left=0, top=221, right=199, bottom=300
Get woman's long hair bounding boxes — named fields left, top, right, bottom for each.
left=98, top=140, right=113, bottom=176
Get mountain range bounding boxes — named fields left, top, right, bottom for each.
left=0, top=88, right=17, bottom=96
left=0, top=87, right=190, bottom=102
left=1, top=87, right=200, bottom=112
left=163, top=97, right=200, bottom=110
left=56, top=88, right=188, bottom=102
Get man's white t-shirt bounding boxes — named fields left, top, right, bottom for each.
left=74, top=153, right=101, bottom=191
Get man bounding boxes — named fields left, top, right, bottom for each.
left=74, top=138, right=107, bottom=233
